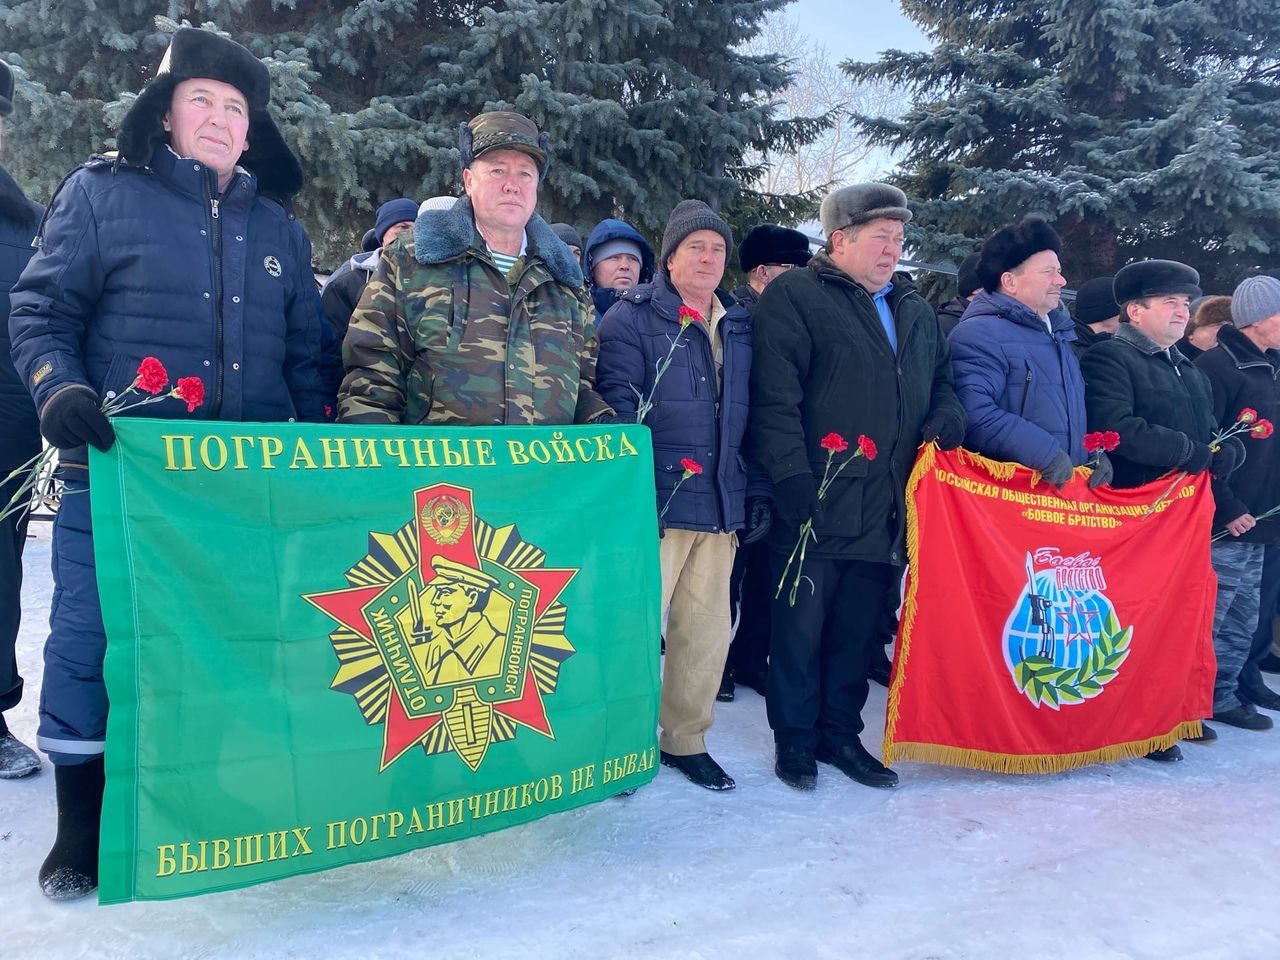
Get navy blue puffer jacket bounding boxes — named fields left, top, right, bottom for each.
left=9, top=146, right=325, bottom=474
left=949, top=290, right=1087, bottom=469
left=0, top=165, right=42, bottom=470
left=596, top=274, right=764, bottom=533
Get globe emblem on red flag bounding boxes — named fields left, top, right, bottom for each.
left=1002, top=549, right=1132, bottom=709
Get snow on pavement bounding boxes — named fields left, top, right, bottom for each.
left=3, top=521, right=1278, bottom=960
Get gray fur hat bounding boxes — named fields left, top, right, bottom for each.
left=819, top=183, right=912, bottom=236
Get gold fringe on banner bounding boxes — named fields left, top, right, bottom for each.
left=882, top=442, right=937, bottom=760
left=888, top=721, right=1203, bottom=775
left=883, top=443, right=1203, bottom=773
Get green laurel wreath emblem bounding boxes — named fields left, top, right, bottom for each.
left=1014, top=611, right=1132, bottom=708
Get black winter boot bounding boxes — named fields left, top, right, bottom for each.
left=0, top=713, right=41, bottom=779
left=39, top=757, right=104, bottom=901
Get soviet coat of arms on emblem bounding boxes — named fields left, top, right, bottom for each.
left=1002, top=548, right=1132, bottom=709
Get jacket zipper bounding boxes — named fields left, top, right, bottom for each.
left=208, top=186, right=225, bottom=417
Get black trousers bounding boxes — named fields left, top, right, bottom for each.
left=1240, top=543, right=1280, bottom=694
left=766, top=551, right=896, bottom=750
left=726, top=538, right=772, bottom=680
left=0, top=471, right=31, bottom=713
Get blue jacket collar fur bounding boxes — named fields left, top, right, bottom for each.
left=412, top=197, right=584, bottom=288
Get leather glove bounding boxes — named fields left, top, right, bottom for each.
left=1087, top=449, right=1114, bottom=489
left=39, top=385, right=115, bottom=452
left=591, top=411, right=637, bottom=425
left=741, top=496, right=773, bottom=544
left=1181, top=443, right=1213, bottom=475
left=773, top=474, right=823, bottom=529
left=921, top=408, right=965, bottom=450
left=1211, top=437, right=1245, bottom=480
left=1040, top=449, right=1075, bottom=487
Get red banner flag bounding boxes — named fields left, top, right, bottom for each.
left=885, top=446, right=1216, bottom=773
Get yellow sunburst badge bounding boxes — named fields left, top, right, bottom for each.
left=304, top=483, right=577, bottom=772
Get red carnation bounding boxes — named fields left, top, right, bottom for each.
left=1239, top=408, right=1259, bottom=424
left=174, top=376, right=206, bottom=413
left=135, top=357, right=169, bottom=395
left=857, top=434, right=877, bottom=461
left=1252, top=418, right=1275, bottom=439
left=1083, top=432, right=1104, bottom=454
left=680, top=457, right=703, bottom=476
left=820, top=432, right=849, bottom=453
left=677, top=306, right=703, bottom=327
left=1102, top=431, right=1120, bottom=452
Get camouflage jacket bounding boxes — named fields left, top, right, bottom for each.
left=338, top=198, right=611, bottom=426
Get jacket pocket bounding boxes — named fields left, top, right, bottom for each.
left=811, top=452, right=869, bottom=537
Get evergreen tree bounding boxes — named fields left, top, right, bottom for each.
left=844, top=0, right=1280, bottom=295
left=0, top=1, right=821, bottom=266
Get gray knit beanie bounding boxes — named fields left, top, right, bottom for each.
left=1231, top=275, right=1280, bottom=329
left=659, top=200, right=733, bottom=272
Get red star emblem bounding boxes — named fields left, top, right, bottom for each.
left=305, top=484, right=576, bottom=770
left=1055, top=596, right=1099, bottom=647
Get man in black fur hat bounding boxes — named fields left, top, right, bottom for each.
left=948, top=216, right=1107, bottom=488
left=0, top=58, right=44, bottom=783
left=10, top=27, right=327, bottom=900
left=719, top=224, right=812, bottom=704
left=1082, top=259, right=1242, bottom=761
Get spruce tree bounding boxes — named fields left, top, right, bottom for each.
left=844, top=0, right=1280, bottom=295
left=0, top=1, right=821, bottom=266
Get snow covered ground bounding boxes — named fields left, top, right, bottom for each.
left=4, top=520, right=1279, bottom=960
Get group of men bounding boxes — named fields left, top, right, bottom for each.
left=2, top=29, right=1279, bottom=905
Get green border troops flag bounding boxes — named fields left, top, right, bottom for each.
left=92, top=420, right=661, bottom=902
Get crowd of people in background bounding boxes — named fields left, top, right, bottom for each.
left=2, top=29, right=1279, bottom=905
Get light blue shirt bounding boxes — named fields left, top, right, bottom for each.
left=872, top=281, right=897, bottom=353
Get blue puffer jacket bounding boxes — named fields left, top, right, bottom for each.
left=596, top=274, right=765, bottom=533
left=0, top=165, right=42, bottom=471
left=584, top=219, right=655, bottom=320
left=949, top=290, right=1087, bottom=469
left=9, top=146, right=326, bottom=474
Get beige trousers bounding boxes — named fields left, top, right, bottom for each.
left=659, top=529, right=737, bottom=755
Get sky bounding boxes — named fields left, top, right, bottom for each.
left=790, top=0, right=929, bottom=62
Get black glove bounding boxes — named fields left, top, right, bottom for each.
left=1211, top=437, right=1245, bottom=480
left=921, top=408, right=965, bottom=450
left=591, top=411, right=637, bottom=425
left=773, top=473, right=823, bottom=529
left=39, top=385, right=115, bottom=452
left=1040, top=449, right=1075, bottom=487
left=1087, top=450, right=1113, bottom=489
left=741, top=496, right=773, bottom=544
left=1181, top=443, right=1213, bottom=475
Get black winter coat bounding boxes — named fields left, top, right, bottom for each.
left=596, top=274, right=764, bottom=533
left=936, top=297, right=968, bottom=336
left=1195, top=325, right=1280, bottom=543
left=1069, top=320, right=1111, bottom=360
left=1080, top=323, right=1216, bottom=489
left=0, top=165, right=42, bottom=470
left=749, top=257, right=965, bottom=565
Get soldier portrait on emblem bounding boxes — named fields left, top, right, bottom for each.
left=409, top=558, right=511, bottom=686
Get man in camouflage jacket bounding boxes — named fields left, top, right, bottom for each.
left=338, top=111, right=612, bottom=426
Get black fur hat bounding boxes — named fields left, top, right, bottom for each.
left=976, top=217, right=1061, bottom=292
left=116, top=28, right=303, bottom=198
left=738, top=224, right=812, bottom=273
left=1113, top=260, right=1202, bottom=304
